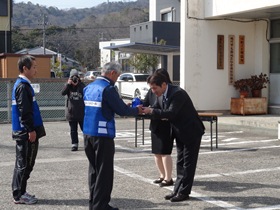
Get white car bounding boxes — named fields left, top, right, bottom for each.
left=84, top=71, right=101, bottom=81
left=115, top=73, right=150, bottom=99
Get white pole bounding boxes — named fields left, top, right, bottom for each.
left=278, top=121, right=280, bottom=140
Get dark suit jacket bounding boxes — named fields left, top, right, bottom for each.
left=142, top=88, right=165, bottom=133
left=151, top=84, right=205, bottom=145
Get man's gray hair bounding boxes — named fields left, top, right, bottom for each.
left=102, top=62, right=122, bottom=74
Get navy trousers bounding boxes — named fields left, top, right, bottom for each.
left=84, top=135, right=115, bottom=210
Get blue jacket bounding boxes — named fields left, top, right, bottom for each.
left=12, top=77, right=45, bottom=140
left=83, top=76, right=139, bottom=138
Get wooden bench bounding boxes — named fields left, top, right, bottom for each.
left=198, top=112, right=223, bottom=151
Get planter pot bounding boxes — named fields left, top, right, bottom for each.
left=240, top=90, right=249, bottom=98
left=252, top=89, right=261, bottom=97
left=231, top=97, right=267, bottom=115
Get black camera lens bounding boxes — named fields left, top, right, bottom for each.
left=72, top=76, right=78, bottom=83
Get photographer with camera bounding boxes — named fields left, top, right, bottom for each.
left=61, top=69, right=85, bottom=151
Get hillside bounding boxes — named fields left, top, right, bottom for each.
left=12, top=0, right=149, bottom=69
left=12, top=0, right=149, bottom=27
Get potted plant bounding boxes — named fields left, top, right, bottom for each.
left=248, top=73, right=269, bottom=97
left=233, top=78, right=250, bottom=98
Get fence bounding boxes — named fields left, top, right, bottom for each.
left=0, top=78, right=180, bottom=124
left=0, top=78, right=68, bottom=123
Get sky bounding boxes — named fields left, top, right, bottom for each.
left=13, top=0, right=132, bottom=9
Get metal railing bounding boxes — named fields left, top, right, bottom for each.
left=0, top=78, right=180, bottom=124
left=0, top=78, right=67, bottom=123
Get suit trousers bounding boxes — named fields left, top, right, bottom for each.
left=12, top=139, right=39, bottom=200
left=173, top=135, right=202, bottom=195
left=84, top=135, right=115, bottom=210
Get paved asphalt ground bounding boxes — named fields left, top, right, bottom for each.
left=0, top=114, right=280, bottom=210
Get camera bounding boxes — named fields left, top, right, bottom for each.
left=71, top=76, right=79, bottom=83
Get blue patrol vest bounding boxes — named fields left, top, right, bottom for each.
left=12, top=77, right=43, bottom=131
left=83, top=77, right=115, bottom=138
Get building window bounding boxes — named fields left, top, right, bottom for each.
left=0, top=0, right=8, bottom=16
left=270, top=43, right=280, bottom=73
left=161, top=12, right=172, bottom=21
left=270, top=19, right=280, bottom=73
left=271, top=19, right=280, bottom=38
left=160, top=7, right=175, bottom=22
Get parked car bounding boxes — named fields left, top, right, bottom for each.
left=115, top=73, right=150, bottom=99
left=84, top=71, right=101, bottom=81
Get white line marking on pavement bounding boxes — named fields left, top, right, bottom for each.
left=195, top=167, right=280, bottom=179
left=218, top=139, right=279, bottom=146
left=246, top=205, right=280, bottom=210
left=114, top=165, right=244, bottom=210
left=200, top=138, right=278, bottom=148
left=115, top=145, right=151, bottom=153
left=219, top=131, right=244, bottom=134
left=222, top=138, right=239, bottom=142
left=199, top=145, right=280, bottom=155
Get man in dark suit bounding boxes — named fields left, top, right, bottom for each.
left=142, top=72, right=205, bottom=202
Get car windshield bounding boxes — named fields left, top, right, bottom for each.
left=134, top=74, right=149, bottom=82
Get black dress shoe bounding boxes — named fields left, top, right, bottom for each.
left=170, top=193, right=189, bottom=202
left=164, top=192, right=176, bottom=200
left=153, top=177, right=164, bottom=184
left=159, top=179, right=173, bottom=187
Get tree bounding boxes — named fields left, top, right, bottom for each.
left=11, top=0, right=149, bottom=66
left=128, top=39, right=166, bottom=73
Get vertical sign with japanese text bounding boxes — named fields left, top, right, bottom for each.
left=217, top=35, right=224, bottom=69
left=239, top=35, right=245, bottom=64
left=228, top=35, right=235, bottom=85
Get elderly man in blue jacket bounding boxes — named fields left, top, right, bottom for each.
left=83, top=62, right=143, bottom=210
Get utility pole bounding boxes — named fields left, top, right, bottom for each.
left=5, top=21, right=9, bottom=53
left=39, top=14, right=48, bottom=54
left=42, top=14, right=47, bottom=54
left=43, top=15, right=46, bottom=54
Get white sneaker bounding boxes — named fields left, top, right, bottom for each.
left=24, top=192, right=36, bottom=198
left=14, top=193, right=38, bottom=204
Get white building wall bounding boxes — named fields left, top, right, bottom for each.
left=149, top=0, right=180, bottom=22
left=205, top=0, right=280, bottom=18
left=99, top=39, right=130, bottom=67
left=181, top=0, right=269, bottom=110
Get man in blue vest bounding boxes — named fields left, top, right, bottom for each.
left=83, top=62, right=143, bottom=210
left=12, top=55, right=46, bottom=205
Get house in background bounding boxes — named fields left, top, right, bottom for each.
left=99, top=38, right=130, bottom=71
left=17, top=46, right=82, bottom=77
left=0, top=53, right=52, bottom=78
left=16, top=46, right=81, bottom=69
left=0, top=0, right=12, bottom=53
left=102, top=0, right=180, bottom=80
